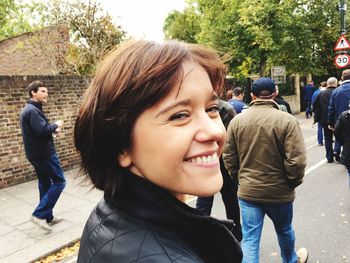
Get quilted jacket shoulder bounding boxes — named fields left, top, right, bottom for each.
left=78, top=199, right=203, bottom=263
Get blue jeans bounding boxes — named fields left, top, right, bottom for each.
left=29, top=153, right=66, bottom=222
left=305, top=100, right=312, bottom=118
left=317, top=122, right=323, bottom=145
left=239, top=199, right=298, bottom=263
left=334, top=139, right=342, bottom=156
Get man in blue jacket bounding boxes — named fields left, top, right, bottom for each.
left=303, top=81, right=316, bottom=119
left=328, top=70, right=350, bottom=161
left=20, top=80, right=66, bottom=232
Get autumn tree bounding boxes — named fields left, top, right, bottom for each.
left=46, top=0, right=126, bottom=74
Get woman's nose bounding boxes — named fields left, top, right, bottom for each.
left=195, top=114, right=225, bottom=143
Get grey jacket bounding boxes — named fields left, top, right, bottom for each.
left=223, top=99, right=307, bottom=203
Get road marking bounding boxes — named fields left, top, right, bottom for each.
left=305, top=158, right=327, bottom=175
left=304, top=136, right=316, bottom=143
left=306, top=143, right=319, bottom=150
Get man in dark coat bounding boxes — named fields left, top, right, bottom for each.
left=334, top=109, right=350, bottom=189
left=303, top=81, right=316, bottom=118
left=328, top=69, right=350, bottom=161
left=313, top=77, right=338, bottom=162
left=20, top=80, right=65, bottom=232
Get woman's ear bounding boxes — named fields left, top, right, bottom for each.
left=117, top=150, right=132, bottom=167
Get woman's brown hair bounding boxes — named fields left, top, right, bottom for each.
left=74, top=39, right=227, bottom=196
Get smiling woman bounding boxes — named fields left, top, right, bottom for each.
left=74, top=39, right=242, bottom=263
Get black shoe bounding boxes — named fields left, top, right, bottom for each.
left=334, top=152, right=340, bottom=162
left=327, top=159, right=334, bottom=163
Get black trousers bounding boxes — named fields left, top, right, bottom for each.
left=196, top=159, right=242, bottom=241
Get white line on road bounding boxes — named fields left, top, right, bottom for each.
left=305, top=158, right=327, bottom=175
left=306, top=143, right=319, bottom=150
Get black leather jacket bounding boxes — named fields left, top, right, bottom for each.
left=78, top=171, right=242, bottom=263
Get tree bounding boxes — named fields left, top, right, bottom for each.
left=0, top=0, right=126, bottom=75
left=164, top=0, right=342, bottom=80
left=0, top=0, right=47, bottom=41
left=163, top=6, right=201, bottom=43
left=46, top=0, right=126, bottom=74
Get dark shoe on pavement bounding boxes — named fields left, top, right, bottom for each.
left=48, top=216, right=64, bottom=226
left=334, top=152, right=340, bottom=162
left=31, top=215, right=52, bottom=232
left=318, top=143, right=323, bottom=146
left=297, top=247, right=308, bottom=263
left=327, top=159, right=334, bottom=163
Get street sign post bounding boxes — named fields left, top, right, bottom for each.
left=334, top=53, right=350, bottom=68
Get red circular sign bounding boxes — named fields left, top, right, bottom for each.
left=334, top=53, right=350, bottom=68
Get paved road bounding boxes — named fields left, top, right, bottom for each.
left=64, top=114, right=350, bottom=263
left=1, top=114, right=348, bottom=263
left=204, top=116, right=350, bottom=263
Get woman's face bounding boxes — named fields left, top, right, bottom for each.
left=118, top=61, right=225, bottom=200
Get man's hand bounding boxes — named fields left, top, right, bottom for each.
left=328, top=125, right=334, bottom=131
left=55, top=120, right=63, bottom=133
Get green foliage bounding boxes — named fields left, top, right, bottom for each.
left=163, top=6, right=201, bottom=43
left=0, top=0, right=47, bottom=41
left=45, top=0, right=126, bottom=75
left=164, top=0, right=342, bottom=80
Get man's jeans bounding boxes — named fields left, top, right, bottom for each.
left=29, top=153, right=66, bottom=222
left=317, top=122, right=323, bottom=145
left=239, top=199, right=298, bottom=263
left=305, top=100, right=312, bottom=118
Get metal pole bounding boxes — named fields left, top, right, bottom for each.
left=340, top=0, right=346, bottom=34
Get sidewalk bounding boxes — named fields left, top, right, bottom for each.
left=0, top=168, right=103, bottom=263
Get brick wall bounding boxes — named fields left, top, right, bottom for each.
left=0, top=75, right=90, bottom=188
left=0, top=24, right=69, bottom=75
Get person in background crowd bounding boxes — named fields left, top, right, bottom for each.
left=75, top=39, right=242, bottom=263
left=228, top=87, right=246, bottom=114
left=226, top=89, right=233, bottom=101
left=312, top=81, right=327, bottom=146
left=196, top=99, right=242, bottom=241
left=334, top=105, right=350, bottom=189
left=303, top=81, right=316, bottom=119
left=274, top=85, right=292, bottom=114
left=19, top=80, right=65, bottom=232
left=223, top=77, right=308, bottom=263
left=328, top=69, right=350, bottom=162
left=313, top=77, right=338, bottom=163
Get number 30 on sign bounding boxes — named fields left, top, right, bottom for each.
left=334, top=53, right=350, bottom=68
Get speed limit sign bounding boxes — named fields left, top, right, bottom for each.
left=334, top=53, right=350, bottom=68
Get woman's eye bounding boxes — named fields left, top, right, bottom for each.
left=207, top=106, right=220, bottom=113
left=169, top=112, right=190, bottom=121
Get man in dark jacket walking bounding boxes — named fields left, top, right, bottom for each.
left=328, top=69, right=350, bottom=161
left=303, top=81, right=316, bottom=118
left=20, top=80, right=66, bottom=232
left=334, top=108, right=350, bottom=189
left=313, top=77, right=338, bottom=163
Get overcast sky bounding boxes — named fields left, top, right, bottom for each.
left=98, top=0, right=186, bottom=41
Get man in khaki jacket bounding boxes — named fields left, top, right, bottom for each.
left=223, top=77, right=308, bottom=263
